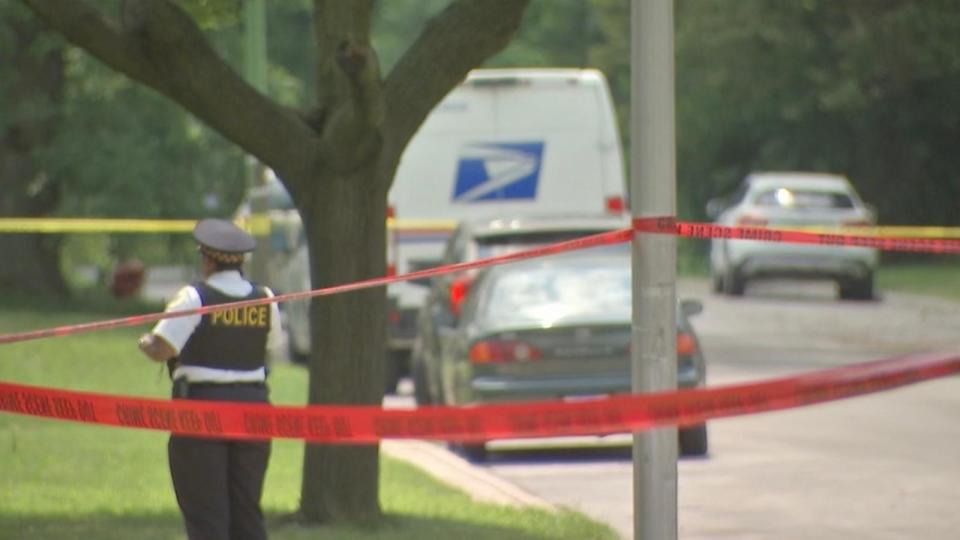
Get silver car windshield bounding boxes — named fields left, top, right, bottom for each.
left=753, top=188, right=855, bottom=209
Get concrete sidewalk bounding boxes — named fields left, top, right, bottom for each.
left=381, top=439, right=555, bottom=511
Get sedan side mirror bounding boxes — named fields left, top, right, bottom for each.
left=680, top=299, right=703, bottom=317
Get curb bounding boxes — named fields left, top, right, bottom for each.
left=381, top=440, right=556, bottom=511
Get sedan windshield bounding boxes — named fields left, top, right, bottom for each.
left=481, top=258, right=631, bottom=327
left=476, top=230, right=616, bottom=259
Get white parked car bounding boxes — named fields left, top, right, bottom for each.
left=706, top=172, right=879, bottom=300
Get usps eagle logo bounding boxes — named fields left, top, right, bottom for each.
left=452, top=142, right=545, bottom=202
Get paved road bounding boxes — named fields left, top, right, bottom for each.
left=478, top=279, right=960, bottom=539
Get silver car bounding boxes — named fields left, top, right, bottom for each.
left=707, top=172, right=879, bottom=299
left=432, top=246, right=708, bottom=460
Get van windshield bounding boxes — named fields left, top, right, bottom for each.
left=478, top=236, right=627, bottom=260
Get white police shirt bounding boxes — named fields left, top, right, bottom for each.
left=151, top=270, right=283, bottom=383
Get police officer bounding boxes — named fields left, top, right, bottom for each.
left=138, top=218, right=282, bottom=540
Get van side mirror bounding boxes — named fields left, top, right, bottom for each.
left=407, top=258, right=443, bottom=287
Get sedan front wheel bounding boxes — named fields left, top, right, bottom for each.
left=449, top=442, right=488, bottom=462
left=412, top=357, right=433, bottom=406
left=838, top=273, right=875, bottom=301
left=679, top=424, right=708, bottom=456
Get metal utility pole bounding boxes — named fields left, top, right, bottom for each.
left=631, top=1, right=678, bottom=539
left=242, top=0, right=270, bottom=284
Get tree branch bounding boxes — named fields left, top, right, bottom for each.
left=381, top=0, right=531, bottom=165
left=311, top=0, right=382, bottom=172
left=23, top=0, right=319, bottom=186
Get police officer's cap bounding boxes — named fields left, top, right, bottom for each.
left=193, top=219, right=256, bottom=264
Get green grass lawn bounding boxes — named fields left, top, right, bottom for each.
left=0, top=299, right=617, bottom=540
left=877, top=261, right=960, bottom=301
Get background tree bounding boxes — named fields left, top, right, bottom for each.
left=49, top=54, right=248, bottom=266
left=585, top=0, right=960, bottom=235
left=0, top=3, right=66, bottom=295
left=9, top=0, right=960, bottom=295
left=671, top=0, right=960, bottom=230
left=1, top=2, right=250, bottom=294
left=21, top=0, right=530, bottom=523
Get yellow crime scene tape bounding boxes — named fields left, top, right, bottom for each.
left=0, top=218, right=197, bottom=233
left=0, top=216, right=272, bottom=236
left=0, top=215, right=458, bottom=235
left=386, top=217, right=458, bottom=231
left=2, top=217, right=955, bottom=238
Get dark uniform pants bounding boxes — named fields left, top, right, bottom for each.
left=170, top=382, right=271, bottom=540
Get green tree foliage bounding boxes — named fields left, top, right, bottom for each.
left=49, top=53, right=246, bottom=219
left=10, top=0, right=959, bottom=292
left=673, top=0, right=960, bottom=226
left=1, top=1, right=248, bottom=291
left=372, top=0, right=450, bottom=74
left=493, top=0, right=602, bottom=67
left=0, top=2, right=67, bottom=294
left=584, top=0, right=960, bottom=230
left=48, top=55, right=246, bottom=264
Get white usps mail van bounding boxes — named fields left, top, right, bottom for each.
left=257, top=68, right=627, bottom=388
left=391, top=68, right=625, bottom=219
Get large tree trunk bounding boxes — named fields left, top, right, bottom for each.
left=299, top=163, right=389, bottom=522
left=0, top=4, right=67, bottom=296
left=296, top=0, right=531, bottom=521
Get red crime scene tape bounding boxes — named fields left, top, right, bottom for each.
left=635, top=217, right=960, bottom=255
left=0, top=229, right=630, bottom=345
left=1, top=352, right=957, bottom=442
left=2, top=217, right=960, bottom=441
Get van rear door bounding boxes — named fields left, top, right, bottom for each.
left=390, top=69, right=626, bottom=223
